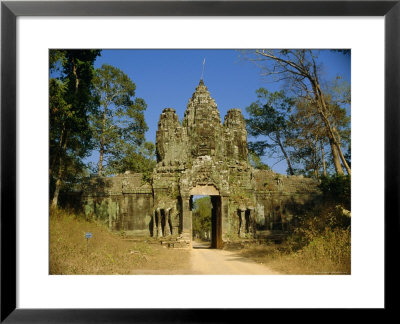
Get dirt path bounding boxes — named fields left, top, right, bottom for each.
left=190, top=242, right=279, bottom=275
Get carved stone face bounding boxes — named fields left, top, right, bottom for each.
left=154, top=79, right=251, bottom=198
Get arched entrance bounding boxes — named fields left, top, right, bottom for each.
left=189, top=185, right=223, bottom=249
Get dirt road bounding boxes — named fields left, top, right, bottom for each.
left=190, top=242, right=279, bottom=275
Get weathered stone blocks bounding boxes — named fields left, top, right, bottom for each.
left=80, top=80, right=321, bottom=247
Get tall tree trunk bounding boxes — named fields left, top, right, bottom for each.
left=51, top=161, right=63, bottom=209
left=320, top=140, right=327, bottom=176
left=313, top=82, right=350, bottom=175
left=329, top=138, right=344, bottom=175
left=51, top=133, right=68, bottom=208
left=255, top=50, right=351, bottom=175
left=313, top=141, right=319, bottom=179
left=73, top=60, right=80, bottom=90
left=98, top=135, right=105, bottom=176
left=51, top=56, right=82, bottom=207
left=49, top=122, right=66, bottom=179
left=332, top=127, right=351, bottom=176
left=276, top=132, right=294, bottom=175
left=98, top=104, right=108, bottom=176
left=336, top=141, right=351, bottom=175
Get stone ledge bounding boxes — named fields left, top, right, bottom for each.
left=122, top=190, right=153, bottom=194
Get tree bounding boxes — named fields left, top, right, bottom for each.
left=49, top=49, right=101, bottom=208
left=192, top=197, right=212, bottom=240
left=246, top=88, right=295, bottom=175
left=248, top=150, right=270, bottom=170
left=246, top=50, right=351, bottom=175
left=286, top=77, right=350, bottom=178
left=91, top=64, right=148, bottom=176
left=319, top=174, right=351, bottom=210
left=287, top=99, right=327, bottom=178
left=105, top=141, right=157, bottom=182
left=324, top=76, right=351, bottom=171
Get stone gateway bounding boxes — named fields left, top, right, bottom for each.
left=81, top=80, right=320, bottom=248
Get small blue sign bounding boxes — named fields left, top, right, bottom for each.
left=85, top=232, right=92, bottom=239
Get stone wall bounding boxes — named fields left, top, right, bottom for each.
left=81, top=173, right=154, bottom=235
left=78, top=80, right=322, bottom=245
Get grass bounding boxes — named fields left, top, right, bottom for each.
left=50, top=205, right=351, bottom=275
left=231, top=227, right=351, bottom=275
left=50, top=208, right=191, bottom=275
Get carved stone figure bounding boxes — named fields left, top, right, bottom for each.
left=81, top=79, right=321, bottom=248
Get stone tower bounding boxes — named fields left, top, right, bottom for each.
left=81, top=79, right=321, bottom=248
left=155, top=80, right=249, bottom=166
left=152, top=79, right=254, bottom=247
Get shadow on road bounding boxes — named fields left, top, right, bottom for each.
left=192, top=241, right=211, bottom=249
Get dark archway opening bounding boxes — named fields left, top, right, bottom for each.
left=191, top=195, right=222, bottom=249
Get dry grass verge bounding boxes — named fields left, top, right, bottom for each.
left=50, top=208, right=191, bottom=275
left=231, top=228, right=351, bottom=275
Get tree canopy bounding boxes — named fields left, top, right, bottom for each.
left=192, top=197, right=212, bottom=240
left=49, top=49, right=101, bottom=208
left=90, top=64, right=149, bottom=177
left=244, top=49, right=351, bottom=177
left=246, top=89, right=295, bottom=175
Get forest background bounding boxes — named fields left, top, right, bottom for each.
left=49, top=49, right=351, bottom=208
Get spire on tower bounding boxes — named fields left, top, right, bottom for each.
left=200, top=58, right=206, bottom=80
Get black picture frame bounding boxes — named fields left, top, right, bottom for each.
left=1, top=0, right=398, bottom=322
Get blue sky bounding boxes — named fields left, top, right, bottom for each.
left=87, top=49, right=350, bottom=174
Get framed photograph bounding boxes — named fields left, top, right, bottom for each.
left=1, top=0, right=398, bottom=322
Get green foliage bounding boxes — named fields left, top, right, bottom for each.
left=49, top=49, right=101, bottom=205
left=319, top=175, right=351, bottom=210
left=105, top=141, right=156, bottom=183
left=246, top=88, right=295, bottom=175
left=50, top=50, right=101, bottom=162
left=243, top=49, right=351, bottom=176
left=248, top=150, right=270, bottom=170
left=49, top=50, right=66, bottom=71
left=90, top=64, right=149, bottom=176
left=192, top=197, right=212, bottom=239
left=246, top=89, right=294, bottom=149
left=284, top=76, right=350, bottom=178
